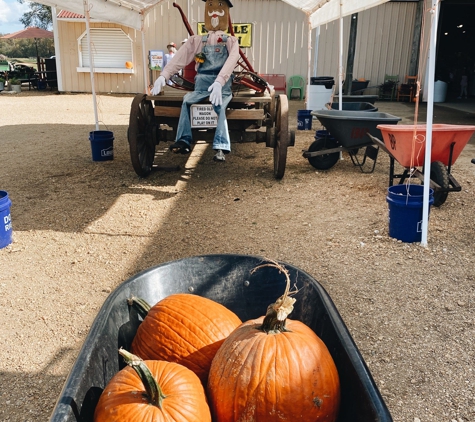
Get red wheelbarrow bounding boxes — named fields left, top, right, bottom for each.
left=369, top=124, right=475, bottom=206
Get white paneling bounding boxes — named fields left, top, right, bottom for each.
left=315, top=1, right=417, bottom=94
left=57, top=0, right=418, bottom=94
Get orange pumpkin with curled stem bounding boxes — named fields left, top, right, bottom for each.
left=207, top=259, right=340, bottom=422
left=130, top=293, right=242, bottom=385
left=94, top=349, right=211, bottom=422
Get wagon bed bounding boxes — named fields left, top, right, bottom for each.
left=128, top=82, right=294, bottom=179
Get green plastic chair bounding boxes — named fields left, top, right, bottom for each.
left=288, top=75, right=305, bottom=100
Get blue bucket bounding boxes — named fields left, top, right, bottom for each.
left=387, top=184, right=434, bottom=243
left=297, top=109, right=312, bottom=130
left=89, top=131, right=114, bottom=161
left=0, top=191, right=13, bottom=249
left=315, top=129, right=333, bottom=140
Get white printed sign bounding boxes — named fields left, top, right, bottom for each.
left=3, top=213, right=12, bottom=232
left=191, top=104, right=218, bottom=128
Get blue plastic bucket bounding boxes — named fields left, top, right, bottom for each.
left=386, top=184, right=434, bottom=243
left=0, top=191, right=13, bottom=249
left=315, top=129, right=333, bottom=140
left=297, top=109, right=312, bottom=130
left=89, top=131, right=114, bottom=161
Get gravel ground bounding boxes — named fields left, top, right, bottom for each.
left=0, top=88, right=475, bottom=422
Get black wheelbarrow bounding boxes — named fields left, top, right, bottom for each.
left=302, top=110, right=401, bottom=172
left=48, top=254, right=393, bottom=422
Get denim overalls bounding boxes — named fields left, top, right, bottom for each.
left=175, top=35, right=233, bottom=152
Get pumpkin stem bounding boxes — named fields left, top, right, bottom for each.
left=251, top=259, right=297, bottom=333
left=118, top=348, right=167, bottom=408
left=128, top=296, right=151, bottom=320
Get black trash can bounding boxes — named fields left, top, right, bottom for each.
left=310, top=76, right=335, bottom=89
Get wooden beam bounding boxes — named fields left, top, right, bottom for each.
left=154, top=106, right=265, bottom=120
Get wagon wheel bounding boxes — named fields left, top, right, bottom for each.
left=128, top=94, right=157, bottom=177
left=430, top=161, right=450, bottom=207
left=307, top=137, right=340, bottom=170
left=265, top=94, right=277, bottom=147
left=273, top=94, right=289, bottom=179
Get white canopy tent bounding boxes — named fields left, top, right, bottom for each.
left=30, top=0, right=392, bottom=30
left=29, top=0, right=440, bottom=245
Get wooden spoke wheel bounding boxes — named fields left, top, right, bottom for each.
left=265, top=92, right=277, bottom=148
left=128, top=94, right=157, bottom=177
left=273, top=94, right=289, bottom=179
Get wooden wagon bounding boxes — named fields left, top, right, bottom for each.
left=127, top=2, right=294, bottom=180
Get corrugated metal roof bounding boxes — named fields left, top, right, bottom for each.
left=57, top=10, right=85, bottom=19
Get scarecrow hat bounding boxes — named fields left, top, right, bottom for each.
left=202, top=0, right=233, bottom=6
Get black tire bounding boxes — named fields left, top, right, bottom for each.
left=430, top=161, right=450, bottom=207
left=307, top=137, right=340, bottom=170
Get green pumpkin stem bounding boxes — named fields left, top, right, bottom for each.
left=127, top=296, right=151, bottom=319
left=118, top=348, right=167, bottom=408
left=251, top=258, right=297, bottom=334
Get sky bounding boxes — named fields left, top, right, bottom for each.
left=0, top=0, right=30, bottom=35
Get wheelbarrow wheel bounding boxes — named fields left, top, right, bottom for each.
left=273, top=94, right=289, bottom=179
left=307, top=137, right=340, bottom=170
left=430, top=161, right=450, bottom=206
left=128, top=94, right=157, bottom=177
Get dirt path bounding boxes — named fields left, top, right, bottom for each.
left=0, top=90, right=474, bottom=422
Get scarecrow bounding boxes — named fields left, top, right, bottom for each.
left=151, top=0, right=239, bottom=162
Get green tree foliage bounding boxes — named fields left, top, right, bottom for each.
left=17, top=1, right=52, bottom=30
left=0, top=2, right=54, bottom=59
left=0, top=38, right=54, bottom=60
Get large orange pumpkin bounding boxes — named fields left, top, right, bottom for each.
left=130, top=293, right=242, bottom=385
left=207, top=261, right=340, bottom=421
left=94, top=349, right=211, bottom=422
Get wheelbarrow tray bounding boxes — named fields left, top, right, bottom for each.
left=341, top=94, right=379, bottom=104
left=327, top=102, right=378, bottom=112
left=49, top=254, right=392, bottom=422
left=377, top=124, right=475, bottom=167
left=312, top=110, right=401, bottom=148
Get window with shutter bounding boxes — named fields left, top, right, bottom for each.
left=77, top=28, right=134, bottom=73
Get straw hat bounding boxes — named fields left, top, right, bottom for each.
left=167, top=42, right=177, bottom=49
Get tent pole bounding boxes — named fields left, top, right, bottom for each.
left=338, top=2, right=343, bottom=110
left=83, top=0, right=99, bottom=131
left=313, top=26, right=320, bottom=78
left=141, top=15, right=149, bottom=94
left=421, top=0, right=439, bottom=247
left=307, top=15, right=312, bottom=109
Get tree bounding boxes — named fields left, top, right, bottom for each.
left=17, top=1, right=52, bottom=30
